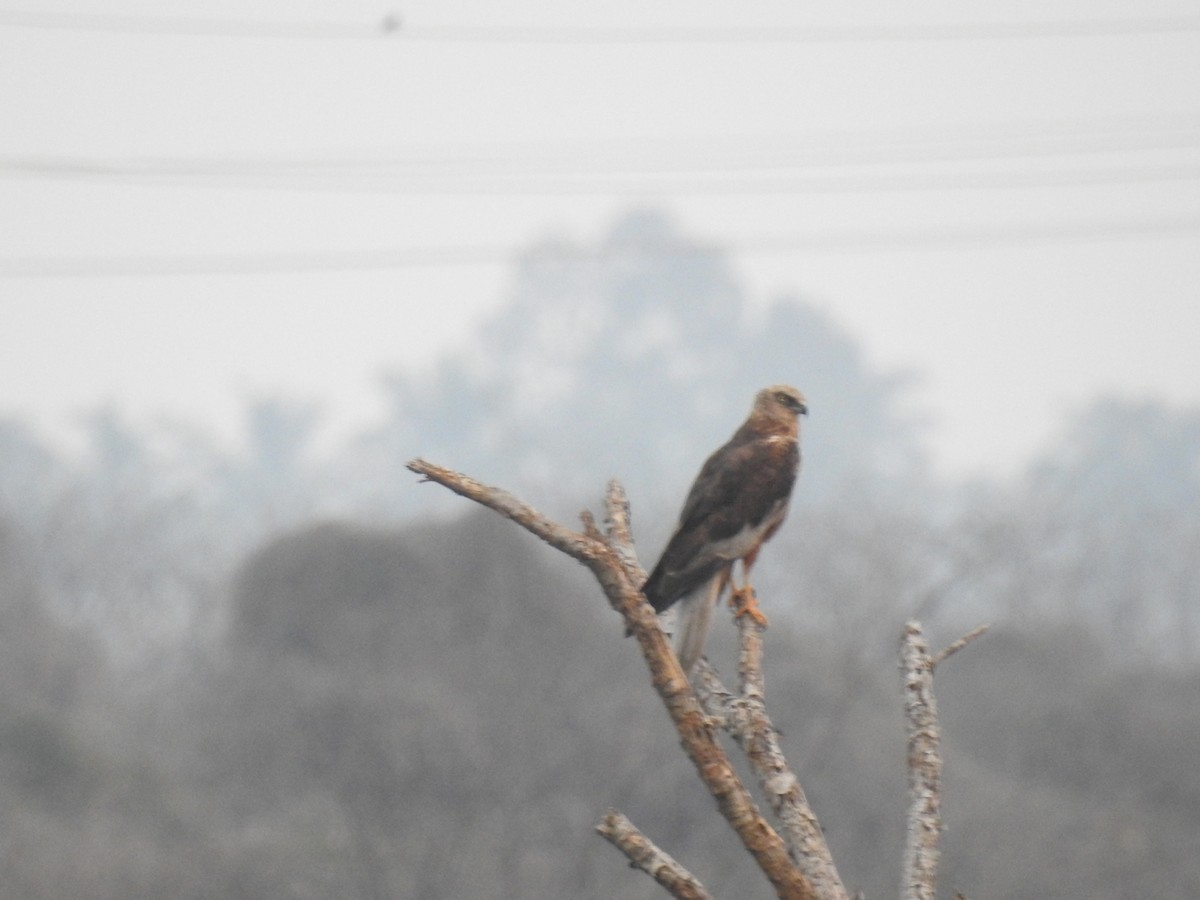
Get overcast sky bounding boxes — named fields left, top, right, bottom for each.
left=2, top=1, right=1199, bottom=479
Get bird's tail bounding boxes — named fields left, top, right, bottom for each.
left=674, top=575, right=723, bottom=675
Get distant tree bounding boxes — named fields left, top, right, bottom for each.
left=340, top=209, right=920, bottom=517
left=10, top=409, right=224, bottom=664
left=0, top=517, right=110, bottom=853
left=1028, top=396, right=1200, bottom=513
left=0, top=419, right=64, bottom=531
left=947, top=397, right=1200, bottom=662
left=214, top=397, right=323, bottom=533
left=230, top=521, right=417, bottom=663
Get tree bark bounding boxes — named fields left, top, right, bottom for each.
left=900, top=621, right=989, bottom=900
left=596, top=810, right=713, bottom=900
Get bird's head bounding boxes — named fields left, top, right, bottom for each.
left=755, top=384, right=808, bottom=419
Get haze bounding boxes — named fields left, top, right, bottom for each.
left=2, top=1, right=1198, bottom=478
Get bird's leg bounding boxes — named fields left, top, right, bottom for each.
left=714, top=566, right=732, bottom=603
left=728, top=552, right=769, bottom=628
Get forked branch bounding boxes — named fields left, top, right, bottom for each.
left=900, top=622, right=990, bottom=900
left=692, top=617, right=848, bottom=900
left=408, top=458, right=816, bottom=899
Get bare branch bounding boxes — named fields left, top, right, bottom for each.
left=603, top=478, right=647, bottom=587
left=580, top=509, right=606, bottom=542
left=596, top=810, right=713, bottom=900
left=693, top=619, right=849, bottom=900
left=900, top=621, right=943, bottom=900
left=932, top=623, right=991, bottom=669
left=900, top=621, right=989, bottom=900
left=735, top=611, right=768, bottom=700
left=735, top=615, right=849, bottom=900
left=408, top=459, right=600, bottom=562
left=408, top=459, right=815, bottom=899
left=690, top=660, right=736, bottom=727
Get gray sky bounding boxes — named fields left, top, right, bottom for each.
left=2, top=1, right=1199, bottom=478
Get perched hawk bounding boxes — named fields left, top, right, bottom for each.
left=643, top=385, right=807, bottom=674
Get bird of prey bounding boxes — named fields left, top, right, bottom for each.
left=642, top=385, right=807, bottom=674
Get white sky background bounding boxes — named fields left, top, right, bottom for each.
left=2, top=1, right=1199, bottom=479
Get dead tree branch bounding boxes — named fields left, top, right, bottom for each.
left=408, top=458, right=816, bottom=899
left=900, top=621, right=942, bottom=900
left=900, top=622, right=988, bottom=900
left=932, top=624, right=991, bottom=669
left=596, top=810, right=713, bottom=900
left=693, top=616, right=849, bottom=900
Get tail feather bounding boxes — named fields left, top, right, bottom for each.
left=674, top=574, right=724, bottom=674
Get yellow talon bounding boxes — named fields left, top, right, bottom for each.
left=729, top=584, right=769, bottom=628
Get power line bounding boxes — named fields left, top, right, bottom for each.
left=2, top=10, right=1199, bottom=42
left=0, top=245, right=508, bottom=277
left=0, top=9, right=398, bottom=39
left=400, top=18, right=1200, bottom=44
left=4, top=117, right=1198, bottom=192
left=7, top=159, right=1197, bottom=196
left=3, top=215, right=1198, bottom=278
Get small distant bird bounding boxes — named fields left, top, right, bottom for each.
left=642, top=385, right=807, bottom=674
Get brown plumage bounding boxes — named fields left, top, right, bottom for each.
left=642, top=385, right=807, bottom=673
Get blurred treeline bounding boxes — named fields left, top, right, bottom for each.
left=1, top=211, right=1198, bottom=898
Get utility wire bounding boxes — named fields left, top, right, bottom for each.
left=4, top=117, right=1199, bottom=191
left=4, top=215, right=1198, bottom=278
left=7, top=136, right=1199, bottom=177
left=403, top=18, right=1200, bottom=44
left=6, top=160, right=1197, bottom=196
left=0, top=9, right=398, bottom=39
left=2, top=10, right=1200, bottom=42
